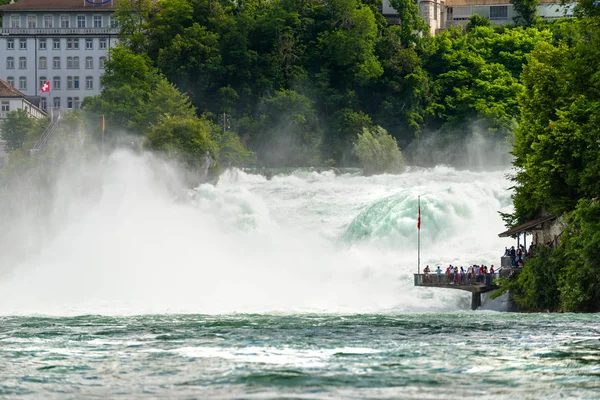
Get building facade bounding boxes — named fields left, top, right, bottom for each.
left=0, top=77, right=47, bottom=167
left=382, top=0, right=575, bottom=33
left=0, top=0, right=119, bottom=112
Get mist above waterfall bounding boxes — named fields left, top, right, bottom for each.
left=0, top=149, right=514, bottom=315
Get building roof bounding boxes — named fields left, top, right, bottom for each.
left=0, top=0, right=117, bottom=12
left=498, top=215, right=557, bottom=238
left=0, top=78, right=26, bottom=98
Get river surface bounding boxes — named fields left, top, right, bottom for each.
left=2, top=313, right=599, bottom=399
left=1, top=151, right=598, bottom=398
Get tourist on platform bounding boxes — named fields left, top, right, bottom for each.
left=424, top=265, right=431, bottom=283
left=510, top=246, right=516, bottom=266
left=436, top=266, right=442, bottom=282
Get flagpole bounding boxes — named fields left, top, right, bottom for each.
left=101, top=115, right=105, bottom=158
left=418, top=195, right=421, bottom=276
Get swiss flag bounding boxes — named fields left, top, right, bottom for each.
left=40, top=81, right=51, bottom=93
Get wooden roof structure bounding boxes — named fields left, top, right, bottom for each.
left=498, top=215, right=557, bottom=238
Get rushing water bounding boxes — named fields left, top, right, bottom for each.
left=1, top=151, right=598, bottom=398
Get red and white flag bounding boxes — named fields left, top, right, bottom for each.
left=40, top=81, right=51, bottom=93
left=417, top=204, right=421, bottom=230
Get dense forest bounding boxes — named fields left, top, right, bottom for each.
left=82, top=0, right=566, bottom=171
left=2, top=0, right=600, bottom=311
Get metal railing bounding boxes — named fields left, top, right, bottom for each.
left=31, top=117, right=61, bottom=154
left=414, top=273, right=500, bottom=287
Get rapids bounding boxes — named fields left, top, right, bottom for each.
left=0, top=150, right=514, bottom=315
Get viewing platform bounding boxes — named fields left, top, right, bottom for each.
left=414, top=273, right=501, bottom=310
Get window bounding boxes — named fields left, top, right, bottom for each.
left=39, top=76, right=47, bottom=88
left=68, top=97, right=73, bottom=109
left=61, top=15, right=69, bottom=28
left=1, top=101, right=9, bottom=112
left=74, top=97, right=80, bottom=108
left=67, top=76, right=73, bottom=89
left=27, top=15, right=37, bottom=28
left=53, top=97, right=60, bottom=108
left=77, top=15, right=86, bottom=28
left=73, top=56, right=80, bottom=69
left=85, top=56, right=93, bottom=69
left=99, top=38, right=107, bottom=49
left=19, top=77, right=26, bottom=90
left=86, top=76, right=93, bottom=90
left=39, top=39, right=46, bottom=50
left=19, top=39, right=27, bottom=50
left=94, top=15, right=102, bottom=28
left=6, top=77, right=14, bottom=87
left=99, top=56, right=106, bottom=69
left=67, top=38, right=79, bottom=49
left=11, top=16, right=20, bottom=28
left=44, top=15, right=53, bottom=28
left=53, top=39, right=60, bottom=50
left=39, top=56, right=47, bottom=69
left=53, top=76, right=61, bottom=90
left=41, top=97, right=47, bottom=110
left=86, top=38, right=93, bottom=50
left=490, top=6, right=508, bottom=20
left=53, top=57, right=61, bottom=69
left=74, top=76, right=80, bottom=89
left=6, top=57, right=14, bottom=69
left=110, top=16, right=118, bottom=28
left=19, top=57, right=26, bottom=69
left=7, top=39, right=14, bottom=50
left=67, top=56, right=73, bottom=69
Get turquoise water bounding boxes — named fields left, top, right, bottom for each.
left=1, top=154, right=595, bottom=398
left=2, top=313, right=599, bottom=399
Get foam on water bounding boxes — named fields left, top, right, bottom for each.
left=0, top=150, right=514, bottom=315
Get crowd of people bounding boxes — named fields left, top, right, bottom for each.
left=421, top=264, right=497, bottom=286
left=504, top=244, right=534, bottom=267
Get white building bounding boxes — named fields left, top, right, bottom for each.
left=0, top=77, right=47, bottom=166
left=444, top=0, right=574, bottom=28
left=0, top=0, right=119, bottom=112
left=382, top=0, right=575, bottom=33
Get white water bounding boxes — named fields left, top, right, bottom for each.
left=0, top=150, right=515, bottom=315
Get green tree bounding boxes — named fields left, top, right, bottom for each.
left=253, top=89, right=322, bottom=167
left=558, top=199, right=600, bottom=311
left=1, top=109, right=35, bottom=151
left=83, top=46, right=160, bottom=132
left=511, top=0, right=539, bottom=26
left=354, top=126, right=405, bottom=175
left=145, top=115, right=218, bottom=168
left=466, top=14, right=491, bottom=32
left=134, top=77, right=196, bottom=130
left=115, top=0, right=154, bottom=54
left=388, top=0, right=428, bottom=46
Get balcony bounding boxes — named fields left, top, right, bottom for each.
left=0, top=27, right=119, bottom=36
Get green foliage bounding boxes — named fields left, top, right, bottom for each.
left=0, top=109, right=45, bottom=152
left=466, top=15, right=491, bottom=32
left=217, top=130, right=255, bottom=168
left=135, top=78, right=197, bottom=130
left=115, top=0, right=154, bottom=54
left=558, top=200, right=600, bottom=311
left=253, top=89, right=322, bottom=167
left=497, top=17, right=600, bottom=312
left=83, top=46, right=160, bottom=132
left=353, top=126, right=405, bottom=175
left=511, top=19, right=600, bottom=224
left=145, top=115, right=218, bottom=168
left=501, top=246, right=562, bottom=311
left=511, top=0, right=539, bottom=26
